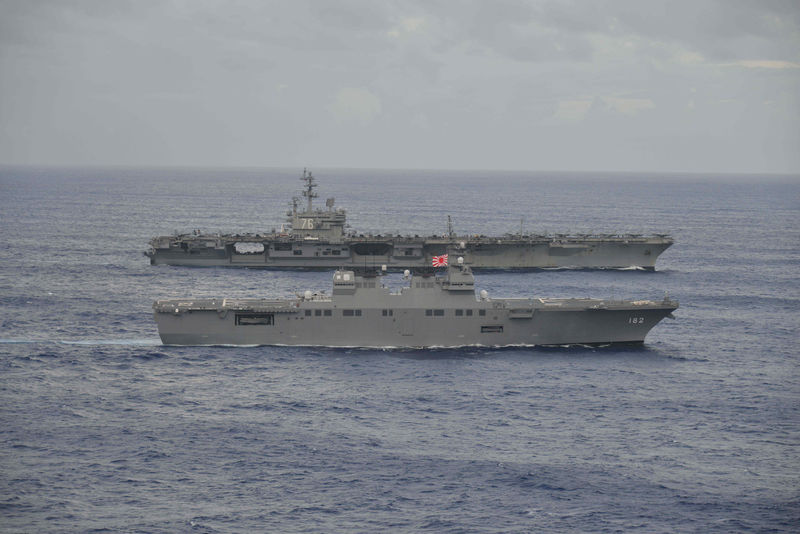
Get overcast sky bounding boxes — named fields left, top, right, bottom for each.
left=1, top=0, right=798, bottom=173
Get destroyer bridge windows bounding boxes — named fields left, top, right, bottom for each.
left=342, top=309, right=362, bottom=317
left=235, top=313, right=274, bottom=326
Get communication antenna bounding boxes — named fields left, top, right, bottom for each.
left=301, top=168, right=317, bottom=212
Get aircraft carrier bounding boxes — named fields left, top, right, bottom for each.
left=145, top=170, right=673, bottom=270
left=153, top=258, right=678, bottom=347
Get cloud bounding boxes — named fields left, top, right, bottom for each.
left=314, top=0, right=392, bottom=32
left=387, top=16, right=426, bottom=38
left=603, top=97, right=655, bottom=115
left=553, top=95, right=656, bottom=123
left=330, top=87, right=382, bottom=124
left=675, top=51, right=705, bottom=65
left=732, top=60, right=800, bottom=70
left=0, top=0, right=797, bottom=172
left=449, top=0, right=800, bottom=67
left=554, top=99, right=592, bottom=122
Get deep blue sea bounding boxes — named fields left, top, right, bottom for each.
left=1, top=167, right=798, bottom=533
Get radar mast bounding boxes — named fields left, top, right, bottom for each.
left=301, top=168, right=318, bottom=213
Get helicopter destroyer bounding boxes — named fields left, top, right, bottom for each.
left=153, top=258, right=677, bottom=347
left=145, top=170, right=672, bottom=271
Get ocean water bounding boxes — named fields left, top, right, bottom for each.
left=0, top=166, right=798, bottom=532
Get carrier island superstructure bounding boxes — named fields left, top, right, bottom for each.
left=153, top=258, right=678, bottom=347
left=145, top=170, right=673, bottom=270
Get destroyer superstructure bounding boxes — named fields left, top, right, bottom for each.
left=153, top=259, right=677, bottom=347
left=146, top=170, right=673, bottom=270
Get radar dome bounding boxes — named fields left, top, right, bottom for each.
left=304, top=290, right=312, bottom=300
left=480, top=289, right=488, bottom=300
left=457, top=256, right=464, bottom=265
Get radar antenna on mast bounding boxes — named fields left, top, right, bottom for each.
left=301, top=168, right=318, bottom=212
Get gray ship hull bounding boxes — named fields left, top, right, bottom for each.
left=155, top=303, right=675, bottom=347
left=146, top=235, right=672, bottom=270
left=145, top=170, right=673, bottom=271
left=153, top=265, right=677, bottom=348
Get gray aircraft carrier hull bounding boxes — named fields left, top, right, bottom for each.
left=146, top=235, right=672, bottom=271
left=145, top=170, right=673, bottom=271
left=153, top=266, right=677, bottom=348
